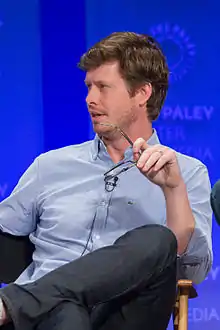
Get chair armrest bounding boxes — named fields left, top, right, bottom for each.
left=177, top=280, right=198, bottom=299
left=173, top=280, right=198, bottom=329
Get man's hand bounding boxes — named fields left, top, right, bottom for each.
left=133, top=138, right=183, bottom=189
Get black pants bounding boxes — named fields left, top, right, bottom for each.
left=0, top=225, right=177, bottom=330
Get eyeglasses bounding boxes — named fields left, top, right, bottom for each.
left=96, top=122, right=138, bottom=192
left=104, top=159, right=136, bottom=180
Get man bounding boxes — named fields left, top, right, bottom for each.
left=0, top=32, right=212, bottom=330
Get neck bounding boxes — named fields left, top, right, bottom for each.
left=102, top=119, right=153, bottom=164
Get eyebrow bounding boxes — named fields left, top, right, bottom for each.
left=84, top=80, right=110, bottom=85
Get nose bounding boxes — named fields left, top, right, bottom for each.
left=86, top=85, right=100, bottom=106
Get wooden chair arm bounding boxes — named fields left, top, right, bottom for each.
left=178, top=279, right=198, bottom=299
left=173, top=280, right=198, bottom=330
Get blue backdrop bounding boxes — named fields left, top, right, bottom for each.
left=0, top=0, right=43, bottom=199
left=1, top=0, right=219, bottom=328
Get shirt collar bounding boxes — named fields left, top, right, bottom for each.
left=91, top=128, right=161, bottom=161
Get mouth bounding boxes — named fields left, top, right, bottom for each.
left=91, top=112, right=107, bottom=122
left=91, top=113, right=104, bottom=117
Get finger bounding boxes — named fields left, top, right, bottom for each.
left=136, top=145, right=165, bottom=168
left=141, top=151, right=162, bottom=172
left=153, top=152, right=173, bottom=171
left=133, top=138, right=148, bottom=157
left=136, top=148, right=157, bottom=168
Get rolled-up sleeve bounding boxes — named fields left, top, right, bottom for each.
left=0, top=158, right=39, bottom=235
left=178, top=165, right=213, bottom=284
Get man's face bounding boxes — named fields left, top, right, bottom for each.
left=85, top=62, right=139, bottom=136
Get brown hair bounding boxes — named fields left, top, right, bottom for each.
left=78, top=32, right=169, bottom=121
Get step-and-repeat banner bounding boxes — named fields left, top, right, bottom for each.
left=86, top=0, right=220, bottom=329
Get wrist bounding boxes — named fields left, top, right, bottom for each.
left=162, top=180, right=186, bottom=198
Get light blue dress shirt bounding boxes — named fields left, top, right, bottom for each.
left=0, top=130, right=213, bottom=284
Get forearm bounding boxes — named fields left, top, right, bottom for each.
left=163, top=180, right=195, bottom=255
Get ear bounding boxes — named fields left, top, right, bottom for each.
left=135, top=83, right=152, bottom=107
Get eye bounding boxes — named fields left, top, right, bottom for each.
left=99, top=84, right=107, bottom=90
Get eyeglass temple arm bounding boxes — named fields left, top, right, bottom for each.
left=117, top=128, right=134, bottom=147
left=117, top=128, right=143, bottom=159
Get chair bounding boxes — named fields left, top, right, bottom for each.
left=0, top=231, right=197, bottom=330
left=173, top=279, right=197, bottom=330
left=0, top=231, right=34, bottom=284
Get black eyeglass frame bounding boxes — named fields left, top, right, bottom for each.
left=103, top=124, right=139, bottom=182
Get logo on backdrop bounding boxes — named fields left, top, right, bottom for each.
left=150, top=23, right=196, bottom=83
left=156, top=104, right=215, bottom=164
left=205, top=266, right=220, bottom=281
left=189, top=308, right=220, bottom=322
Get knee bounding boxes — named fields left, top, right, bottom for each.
left=146, top=224, right=177, bottom=253
left=145, top=224, right=177, bottom=254
left=136, top=225, right=177, bottom=273
left=115, top=224, right=177, bottom=265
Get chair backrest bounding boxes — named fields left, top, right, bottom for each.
left=211, top=179, right=220, bottom=225
left=0, top=231, right=34, bottom=283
